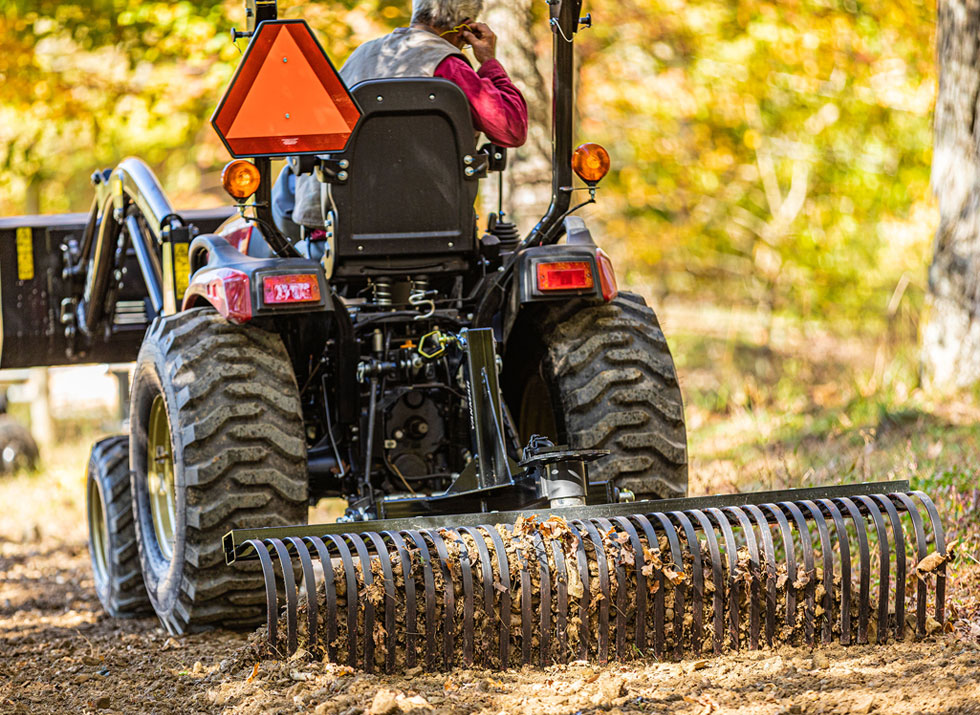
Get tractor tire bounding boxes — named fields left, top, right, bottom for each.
left=130, top=308, right=308, bottom=634
left=0, top=415, right=39, bottom=473
left=86, top=435, right=152, bottom=617
left=505, top=292, right=688, bottom=500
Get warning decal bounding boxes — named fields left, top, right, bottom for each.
left=15, top=227, right=34, bottom=281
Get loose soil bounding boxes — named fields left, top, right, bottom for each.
left=2, top=495, right=979, bottom=714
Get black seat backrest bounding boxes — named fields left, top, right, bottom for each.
left=327, top=78, right=479, bottom=276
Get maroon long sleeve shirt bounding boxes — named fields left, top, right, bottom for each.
left=433, top=56, right=528, bottom=148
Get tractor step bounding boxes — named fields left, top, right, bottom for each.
left=225, top=480, right=949, bottom=670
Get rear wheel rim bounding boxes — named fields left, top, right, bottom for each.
left=147, top=394, right=176, bottom=562
left=88, top=476, right=110, bottom=583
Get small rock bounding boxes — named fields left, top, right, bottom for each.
left=811, top=652, right=829, bottom=669
left=926, top=616, right=942, bottom=635
left=368, top=689, right=400, bottom=715
left=95, top=695, right=111, bottom=710
left=81, top=655, right=101, bottom=666
left=218, top=659, right=232, bottom=672
left=161, top=637, right=181, bottom=650
left=72, top=673, right=93, bottom=684
left=690, top=659, right=709, bottom=672
left=192, top=661, right=204, bottom=675
left=849, top=695, right=876, bottom=714
left=290, top=670, right=312, bottom=682
left=404, top=665, right=423, bottom=678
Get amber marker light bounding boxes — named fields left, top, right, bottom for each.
left=572, top=142, right=611, bottom=185
left=221, top=159, right=261, bottom=200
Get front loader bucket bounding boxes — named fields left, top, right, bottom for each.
left=224, top=480, right=948, bottom=671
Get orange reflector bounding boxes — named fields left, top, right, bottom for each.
left=222, top=160, right=262, bottom=200
left=263, top=274, right=321, bottom=304
left=572, top=142, right=611, bottom=185
left=536, top=261, right=595, bottom=291
left=211, top=20, right=361, bottom=157
left=596, top=249, right=619, bottom=301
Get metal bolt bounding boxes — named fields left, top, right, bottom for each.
left=464, top=167, right=475, bottom=176
left=337, top=170, right=348, bottom=181
left=282, top=56, right=288, bottom=63
left=376, top=95, right=384, bottom=102
left=428, top=93, right=436, bottom=101
left=394, top=429, right=405, bottom=440
left=464, top=155, right=473, bottom=164
left=338, top=159, right=349, bottom=169
left=357, top=245, right=364, bottom=251
left=494, top=152, right=503, bottom=160
left=448, top=242, right=454, bottom=248
left=285, top=113, right=290, bottom=119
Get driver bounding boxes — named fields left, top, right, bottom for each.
left=275, top=0, right=528, bottom=242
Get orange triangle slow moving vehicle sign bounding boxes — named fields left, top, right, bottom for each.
left=212, top=20, right=361, bottom=157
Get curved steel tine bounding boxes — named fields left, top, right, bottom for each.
left=344, top=533, right=377, bottom=671
left=420, top=529, right=457, bottom=669
left=853, top=496, right=891, bottom=644
left=889, top=493, right=929, bottom=637
left=480, top=525, right=513, bottom=668
left=448, top=530, right=476, bottom=668
left=816, top=499, right=852, bottom=644
left=361, top=532, right=398, bottom=671
left=797, top=501, right=835, bottom=644
left=646, top=512, right=687, bottom=657
left=404, top=530, right=438, bottom=670
left=323, top=534, right=360, bottom=667
left=504, top=524, right=534, bottom=665
left=269, top=538, right=299, bottom=657
left=613, top=516, right=648, bottom=654
left=380, top=531, right=415, bottom=668
left=761, top=503, right=798, bottom=637
left=550, top=538, right=570, bottom=663
left=246, top=539, right=280, bottom=656
left=596, top=517, right=628, bottom=660
left=834, top=498, right=871, bottom=644
left=666, top=511, right=703, bottom=653
left=284, top=536, right=319, bottom=654
left=531, top=531, right=553, bottom=666
left=872, top=494, right=907, bottom=641
left=576, top=519, right=612, bottom=664
left=705, top=507, right=741, bottom=650
left=742, top=505, right=777, bottom=647
left=724, top=506, right=762, bottom=649
left=306, top=536, right=338, bottom=663
left=779, top=502, right=816, bottom=646
left=911, top=491, right=948, bottom=624
left=459, top=527, right=496, bottom=666
left=685, top=509, right=726, bottom=653
left=632, top=514, right=666, bottom=656
left=566, top=521, right=592, bottom=661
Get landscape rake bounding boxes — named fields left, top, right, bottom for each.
left=224, top=480, right=948, bottom=670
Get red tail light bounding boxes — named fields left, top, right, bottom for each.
left=596, top=250, right=619, bottom=301
left=262, top=274, right=321, bottom=304
left=204, top=268, right=252, bottom=323
left=536, top=261, right=595, bottom=291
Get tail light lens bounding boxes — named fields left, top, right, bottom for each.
left=536, top=261, right=595, bottom=291
left=205, top=268, right=252, bottom=323
left=262, top=274, right=321, bottom=304
left=596, top=250, right=619, bottom=301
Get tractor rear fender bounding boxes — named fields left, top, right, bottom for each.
left=182, top=233, right=330, bottom=324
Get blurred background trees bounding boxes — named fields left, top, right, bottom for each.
left=1, top=0, right=938, bottom=356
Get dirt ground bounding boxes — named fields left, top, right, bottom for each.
left=2, top=480, right=979, bottom=715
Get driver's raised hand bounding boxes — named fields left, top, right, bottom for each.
left=461, top=22, right=497, bottom=65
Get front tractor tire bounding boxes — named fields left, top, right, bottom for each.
left=506, top=292, right=688, bottom=500
left=130, top=308, right=308, bottom=634
left=86, top=436, right=152, bottom=617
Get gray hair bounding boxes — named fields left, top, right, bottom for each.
left=411, top=0, right=483, bottom=29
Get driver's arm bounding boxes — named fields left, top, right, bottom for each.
left=434, top=56, right=528, bottom=148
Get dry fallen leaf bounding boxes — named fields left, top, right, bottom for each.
left=246, top=663, right=259, bottom=684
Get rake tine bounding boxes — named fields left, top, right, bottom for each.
left=576, top=519, right=612, bottom=664
left=306, top=536, right=338, bottom=663
left=872, top=495, right=907, bottom=640
left=686, top=509, right=725, bottom=653
left=531, top=531, right=552, bottom=666
left=780, top=502, right=816, bottom=646
left=613, top=516, right=648, bottom=654
left=421, top=530, right=457, bottom=669
left=911, top=491, right=948, bottom=624
left=798, top=501, right=835, bottom=644
left=449, top=530, right=476, bottom=668
left=362, top=532, right=397, bottom=671
left=344, top=534, right=377, bottom=671
left=761, top=504, right=797, bottom=637
left=323, top=534, right=358, bottom=667
left=550, top=538, right=570, bottom=663
left=480, top=525, right=512, bottom=667
left=404, top=530, right=438, bottom=669
left=380, top=531, right=415, bottom=667
left=816, top=499, right=852, bottom=644
left=648, top=511, right=687, bottom=656
left=889, top=493, right=928, bottom=637
left=705, top=507, right=740, bottom=650
left=666, top=511, right=703, bottom=654
left=506, top=524, right=534, bottom=665
left=835, top=498, right=871, bottom=644
left=458, top=527, right=495, bottom=666
left=854, top=496, right=891, bottom=644
left=632, top=514, right=666, bottom=657
left=724, top=506, right=762, bottom=649
left=247, top=538, right=280, bottom=655
left=566, top=521, right=592, bottom=661
left=596, top=517, right=629, bottom=660
left=268, top=538, right=299, bottom=656
left=284, top=536, right=319, bottom=654
left=742, top=504, right=777, bottom=647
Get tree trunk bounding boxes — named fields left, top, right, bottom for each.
left=483, top=0, right=552, bottom=232
left=923, top=0, right=980, bottom=390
